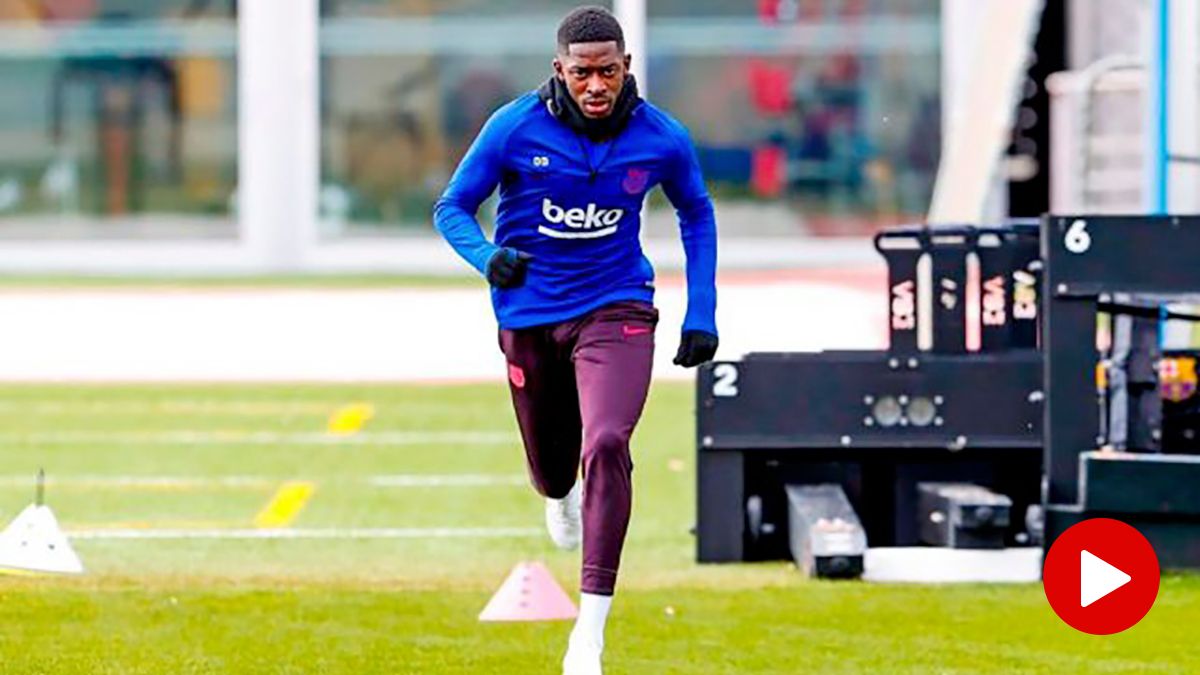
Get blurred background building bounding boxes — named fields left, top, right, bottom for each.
left=0, top=0, right=236, bottom=238
left=0, top=1, right=1189, bottom=272
left=319, top=0, right=940, bottom=239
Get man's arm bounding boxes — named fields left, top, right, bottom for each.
left=660, top=126, right=718, bottom=339
left=432, top=111, right=510, bottom=276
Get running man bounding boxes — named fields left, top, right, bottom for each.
left=433, top=6, right=718, bottom=673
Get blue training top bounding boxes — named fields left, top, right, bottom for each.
left=433, top=90, right=717, bottom=335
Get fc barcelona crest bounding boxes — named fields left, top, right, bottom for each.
left=622, top=168, right=650, bottom=195
left=1159, top=356, right=1198, bottom=402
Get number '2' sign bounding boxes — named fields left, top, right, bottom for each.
left=712, top=364, right=739, bottom=397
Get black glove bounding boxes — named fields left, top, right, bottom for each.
left=486, top=248, right=533, bottom=289
left=673, top=330, right=719, bottom=368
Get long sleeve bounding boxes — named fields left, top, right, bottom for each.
left=432, top=111, right=511, bottom=276
left=660, top=128, right=718, bottom=336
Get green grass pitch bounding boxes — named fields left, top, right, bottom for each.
left=0, top=382, right=1196, bottom=674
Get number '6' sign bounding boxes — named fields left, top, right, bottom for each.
left=1065, top=219, right=1091, bottom=254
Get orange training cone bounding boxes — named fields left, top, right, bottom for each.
left=478, top=561, right=578, bottom=622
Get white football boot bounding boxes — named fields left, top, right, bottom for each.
left=545, top=481, right=582, bottom=550
left=561, top=634, right=603, bottom=675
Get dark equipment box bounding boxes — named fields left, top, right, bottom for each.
left=916, top=482, right=1012, bottom=549
left=697, top=350, right=1042, bottom=563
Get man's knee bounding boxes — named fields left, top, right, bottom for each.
left=585, top=427, right=631, bottom=462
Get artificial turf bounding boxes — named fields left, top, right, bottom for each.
left=0, top=383, right=1195, bottom=674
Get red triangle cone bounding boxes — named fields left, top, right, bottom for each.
left=478, top=561, right=578, bottom=622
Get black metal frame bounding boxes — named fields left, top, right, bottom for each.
left=696, top=214, right=1200, bottom=569
left=1042, top=215, right=1200, bottom=567
left=1042, top=215, right=1200, bottom=503
left=696, top=352, right=1043, bottom=562
left=697, top=220, right=1048, bottom=564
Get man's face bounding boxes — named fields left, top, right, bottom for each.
left=553, top=41, right=631, bottom=119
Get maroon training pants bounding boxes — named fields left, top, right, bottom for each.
left=499, top=301, right=657, bottom=596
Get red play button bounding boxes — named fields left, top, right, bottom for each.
left=1043, top=518, right=1160, bottom=634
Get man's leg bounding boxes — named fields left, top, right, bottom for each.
left=571, top=302, right=656, bottom=595
left=499, top=327, right=582, bottom=501
left=563, top=301, right=656, bottom=667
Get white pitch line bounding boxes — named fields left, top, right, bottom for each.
left=0, top=474, right=528, bottom=489
left=0, top=401, right=338, bottom=415
left=68, top=527, right=542, bottom=540
left=0, top=475, right=277, bottom=489
left=368, top=474, right=527, bottom=487
left=0, top=430, right=513, bottom=445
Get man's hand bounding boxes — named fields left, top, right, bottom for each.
left=673, top=330, right=719, bottom=368
left=486, top=248, right=533, bottom=289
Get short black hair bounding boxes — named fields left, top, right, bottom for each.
left=557, top=6, right=624, bottom=53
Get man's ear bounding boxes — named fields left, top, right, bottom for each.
left=624, top=54, right=632, bottom=72
left=552, top=57, right=564, bottom=79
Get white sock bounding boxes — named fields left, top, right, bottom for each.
left=571, top=593, right=613, bottom=647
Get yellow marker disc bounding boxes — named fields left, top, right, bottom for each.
left=326, top=403, right=376, bottom=436
left=254, top=481, right=316, bottom=529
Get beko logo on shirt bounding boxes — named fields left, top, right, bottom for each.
left=538, top=198, right=623, bottom=239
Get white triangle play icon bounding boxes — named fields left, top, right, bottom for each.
left=0, top=504, right=84, bottom=575
left=1080, top=549, right=1130, bottom=608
